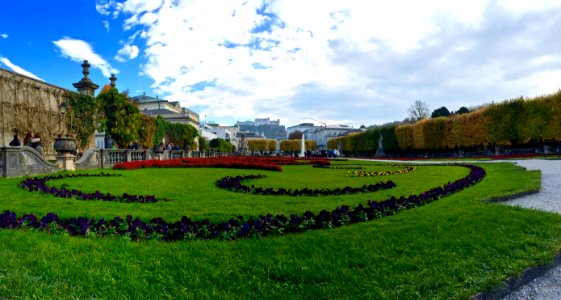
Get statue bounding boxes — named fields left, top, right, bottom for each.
left=375, top=134, right=385, bottom=157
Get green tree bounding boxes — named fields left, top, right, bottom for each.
left=455, top=107, right=470, bottom=114
left=97, top=86, right=141, bottom=148
left=431, top=106, right=451, bottom=118
left=198, top=136, right=208, bottom=151
left=153, top=116, right=167, bottom=146
left=66, top=92, right=97, bottom=149
left=166, top=123, right=198, bottom=149
left=138, top=115, right=156, bottom=149
left=209, top=138, right=234, bottom=152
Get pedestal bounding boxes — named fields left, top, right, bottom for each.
left=57, top=153, right=76, bottom=171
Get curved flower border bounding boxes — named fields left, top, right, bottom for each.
left=18, top=173, right=162, bottom=203
left=216, top=174, right=396, bottom=196
left=113, top=156, right=330, bottom=172
left=2, top=164, right=486, bottom=241
left=350, top=166, right=416, bottom=177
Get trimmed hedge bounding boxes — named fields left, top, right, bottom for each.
left=328, top=90, right=561, bottom=154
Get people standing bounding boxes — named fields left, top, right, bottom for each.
left=8, top=134, right=21, bottom=146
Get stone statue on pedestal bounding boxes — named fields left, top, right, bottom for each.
left=375, top=134, right=385, bottom=157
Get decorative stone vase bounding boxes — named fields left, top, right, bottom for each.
left=54, top=137, right=77, bottom=154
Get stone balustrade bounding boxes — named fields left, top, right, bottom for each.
left=0, top=147, right=236, bottom=178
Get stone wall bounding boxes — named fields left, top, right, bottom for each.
left=0, top=68, right=69, bottom=158
left=0, top=146, right=60, bottom=177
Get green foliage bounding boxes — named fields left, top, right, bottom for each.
left=165, top=123, right=198, bottom=149
left=379, top=125, right=399, bottom=152
left=247, top=139, right=272, bottom=152
left=268, top=139, right=277, bottom=152
left=431, top=106, right=451, bottom=118
left=455, top=106, right=470, bottom=114
left=138, top=115, right=156, bottom=149
left=66, top=92, right=97, bottom=149
left=486, top=97, right=524, bottom=144
left=280, top=140, right=316, bottom=152
left=153, top=116, right=167, bottom=146
left=209, top=138, right=234, bottom=152
left=97, top=87, right=141, bottom=148
left=395, top=124, right=413, bottom=150
left=198, top=136, right=208, bottom=151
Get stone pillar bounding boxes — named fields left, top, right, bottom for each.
left=56, top=153, right=76, bottom=171
left=72, top=60, right=99, bottom=97
left=109, top=74, right=117, bottom=88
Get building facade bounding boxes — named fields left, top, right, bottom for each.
left=131, top=94, right=200, bottom=128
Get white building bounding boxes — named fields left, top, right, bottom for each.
left=301, top=125, right=362, bottom=150
left=286, top=123, right=317, bottom=138
left=199, top=122, right=241, bottom=149
left=130, top=94, right=200, bottom=128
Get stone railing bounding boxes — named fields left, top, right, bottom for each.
left=1, top=147, right=236, bottom=178
left=1, top=146, right=60, bottom=178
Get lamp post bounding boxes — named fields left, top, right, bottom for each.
left=59, top=102, right=67, bottom=134
left=59, top=101, right=73, bottom=134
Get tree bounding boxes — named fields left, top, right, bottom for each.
left=288, top=130, right=303, bottom=140
left=456, top=106, right=470, bottom=114
left=408, top=100, right=430, bottom=122
left=198, top=136, right=208, bottom=151
left=431, top=106, right=451, bottom=118
left=97, top=86, right=141, bottom=148
left=209, top=138, right=234, bottom=152
left=66, top=92, right=97, bottom=149
left=138, top=114, right=156, bottom=149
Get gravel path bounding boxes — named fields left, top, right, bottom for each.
left=500, top=160, right=561, bottom=300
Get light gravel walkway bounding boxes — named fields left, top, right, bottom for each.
left=500, top=160, right=561, bottom=300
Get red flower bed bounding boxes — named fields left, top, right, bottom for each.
left=113, top=156, right=330, bottom=171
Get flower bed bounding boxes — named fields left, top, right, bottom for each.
left=3, top=164, right=485, bottom=241
left=18, top=173, right=161, bottom=203
left=216, top=174, right=396, bottom=196
left=350, top=166, right=416, bottom=177
left=113, top=156, right=330, bottom=171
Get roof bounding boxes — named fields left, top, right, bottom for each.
left=130, top=94, right=166, bottom=103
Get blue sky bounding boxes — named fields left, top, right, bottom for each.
left=2, top=1, right=561, bottom=128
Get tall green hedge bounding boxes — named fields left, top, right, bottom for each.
left=325, top=90, right=561, bottom=154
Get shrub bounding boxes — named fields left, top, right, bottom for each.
left=396, top=124, right=413, bottom=150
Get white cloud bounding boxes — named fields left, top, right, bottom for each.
left=115, top=44, right=139, bottom=62
left=0, top=33, right=7, bottom=39
left=103, top=20, right=110, bottom=31
left=53, top=37, right=118, bottom=77
left=95, top=0, right=112, bottom=16
left=0, top=57, right=43, bottom=81
left=104, top=0, right=561, bottom=126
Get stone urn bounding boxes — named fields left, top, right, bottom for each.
left=54, top=137, right=77, bottom=154
left=54, top=137, right=77, bottom=171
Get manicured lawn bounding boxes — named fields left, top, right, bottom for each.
left=0, top=161, right=559, bottom=299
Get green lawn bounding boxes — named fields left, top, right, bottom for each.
left=0, top=161, right=559, bottom=299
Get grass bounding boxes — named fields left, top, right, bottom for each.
left=0, top=161, right=560, bottom=299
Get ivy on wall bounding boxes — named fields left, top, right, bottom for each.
left=66, top=91, right=96, bottom=149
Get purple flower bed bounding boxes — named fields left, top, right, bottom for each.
left=18, top=173, right=161, bottom=203
left=2, top=164, right=486, bottom=241
left=216, top=174, right=396, bottom=196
